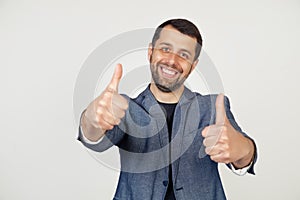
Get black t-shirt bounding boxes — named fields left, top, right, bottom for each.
left=158, top=102, right=177, bottom=200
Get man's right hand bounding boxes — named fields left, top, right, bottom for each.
left=81, top=64, right=129, bottom=142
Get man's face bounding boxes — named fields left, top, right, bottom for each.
left=148, top=25, right=199, bottom=93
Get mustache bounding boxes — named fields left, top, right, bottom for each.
left=150, top=54, right=182, bottom=73
left=158, top=62, right=183, bottom=74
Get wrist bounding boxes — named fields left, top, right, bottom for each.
left=80, top=110, right=105, bottom=142
left=233, top=137, right=255, bottom=169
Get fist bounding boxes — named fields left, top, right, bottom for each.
left=202, top=94, right=251, bottom=164
left=84, top=64, right=129, bottom=131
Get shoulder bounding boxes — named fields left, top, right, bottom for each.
left=193, top=92, right=231, bottom=108
left=190, top=91, right=233, bottom=116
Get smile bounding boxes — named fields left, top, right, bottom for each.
left=160, top=66, right=178, bottom=78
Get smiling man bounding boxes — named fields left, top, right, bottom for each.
left=78, top=18, right=257, bottom=200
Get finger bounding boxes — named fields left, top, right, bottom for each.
left=210, top=154, right=223, bottom=163
left=98, top=119, right=114, bottom=130
left=205, top=145, right=221, bottom=156
left=97, top=107, right=120, bottom=126
left=107, top=63, right=123, bottom=92
left=112, top=93, right=129, bottom=110
left=111, top=104, right=126, bottom=119
left=93, top=113, right=115, bottom=130
left=202, top=126, right=209, bottom=137
left=203, top=135, right=220, bottom=148
left=215, top=94, right=227, bottom=125
left=202, top=125, right=222, bottom=138
left=210, top=153, right=230, bottom=164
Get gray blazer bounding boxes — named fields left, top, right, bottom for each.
left=78, top=85, right=257, bottom=200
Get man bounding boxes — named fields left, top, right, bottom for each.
left=78, top=19, right=257, bottom=200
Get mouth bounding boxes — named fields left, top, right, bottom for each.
left=160, top=65, right=179, bottom=79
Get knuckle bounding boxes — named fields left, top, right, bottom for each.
left=98, top=100, right=107, bottom=107
left=106, top=86, right=115, bottom=93
left=205, top=148, right=211, bottom=155
left=92, top=121, right=101, bottom=129
left=97, top=118, right=104, bottom=127
left=202, top=127, right=208, bottom=137
left=224, top=152, right=230, bottom=160
left=218, top=136, right=225, bottom=143
left=107, top=125, right=114, bottom=130
left=97, top=111, right=107, bottom=121
left=120, top=110, right=126, bottom=118
left=96, top=108, right=103, bottom=116
left=124, top=101, right=129, bottom=109
left=115, top=118, right=121, bottom=125
left=221, top=136, right=229, bottom=144
left=222, top=143, right=229, bottom=151
left=98, top=121, right=105, bottom=129
left=103, top=91, right=112, bottom=98
left=201, top=130, right=206, bottom=137
left=100, top=122, right=113, bottom=130
left=103, top=125, right=112, bottom=130
left=206, top=146, right=213, bottom=154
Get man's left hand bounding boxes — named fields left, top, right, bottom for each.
left=202, top=94, right=254, bottom=168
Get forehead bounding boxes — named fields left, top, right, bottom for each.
left=155, top=25, right=197, bottom=51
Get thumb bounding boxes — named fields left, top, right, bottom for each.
left=215, top=94, right=227, bottom=124
left=108, top=64, right=123, bottom=92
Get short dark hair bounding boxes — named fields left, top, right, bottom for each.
left=151, top=18, right=203, bottom=61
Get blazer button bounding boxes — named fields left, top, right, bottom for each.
left=163, top=180, right=168, bottom=186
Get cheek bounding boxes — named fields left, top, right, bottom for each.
left=182, top=65, right=194, bottom=76
left=179, top=61, right=192, bottom=72
left=150, top=52, right=163, bottom=63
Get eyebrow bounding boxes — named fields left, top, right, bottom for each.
left=158, top=42, right=193, bottom=57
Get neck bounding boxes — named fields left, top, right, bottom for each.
left=150, top=83, right=184, bottom=103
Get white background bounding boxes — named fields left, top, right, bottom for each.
left=1, top=0, right=300, bottom=199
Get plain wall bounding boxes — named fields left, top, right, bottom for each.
left=1, top=0, right=300, bottom=199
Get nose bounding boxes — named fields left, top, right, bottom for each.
left=165, top=52, right=177, bottom=66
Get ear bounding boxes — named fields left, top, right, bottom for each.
left=148, top=43, right=153, bottom=62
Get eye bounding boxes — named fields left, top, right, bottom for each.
left=179, top=52, right=189, bottom=59
left=161, top=47, right=170, bottom=52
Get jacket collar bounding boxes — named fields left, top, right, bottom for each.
left=139, top=84, right=196, bottom=110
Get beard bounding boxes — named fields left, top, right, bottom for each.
left=150, top=56, right=188, bottom=93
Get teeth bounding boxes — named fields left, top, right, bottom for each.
left=162, top=67, right=176, bottom=75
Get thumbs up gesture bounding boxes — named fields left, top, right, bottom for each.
left=202, top=94, right=254, bottom=167
left=81, top=64, right=129, bottom=141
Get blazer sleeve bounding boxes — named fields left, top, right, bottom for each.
left=77, top=121, right=126, bottom=152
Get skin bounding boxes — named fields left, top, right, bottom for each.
left=81, top=25, right=254, bottom=169
left=202, top=94, right=255, bottom=168
left=81, top=64, right=128, bottom=142
left=148, top=25, right=199, bottom=103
